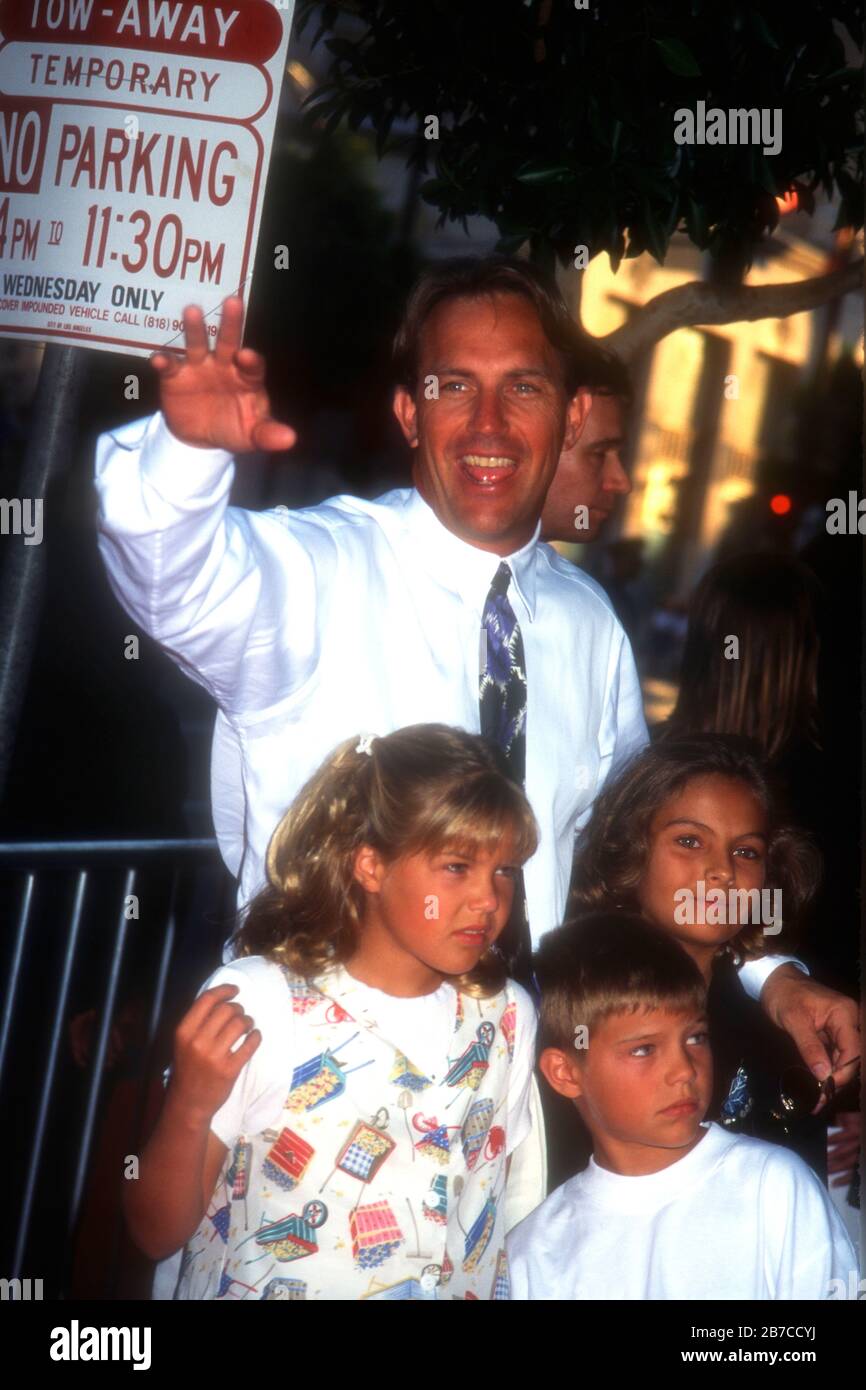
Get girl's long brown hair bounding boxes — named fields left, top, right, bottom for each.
left=570, top=733, right=821, bottom=962
left=664, top=555, right=821, bottom=762
left=233, top=723, right=538, bottom=996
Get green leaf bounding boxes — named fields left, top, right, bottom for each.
left=419, top=178, right=450, bottom=199
left=747, top=10, right=779, bottom=49
left=515, top=162, right=573, bottom=185
left=684, top=195, right=709, bottom=245
left=608, top=229, right=626, bottom=275
left=652, top=37, right=702, bottom=78
left=641, top=199, right=669, bottom=264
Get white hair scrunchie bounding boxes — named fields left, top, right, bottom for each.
left=355, top=733, right=377, bottom=756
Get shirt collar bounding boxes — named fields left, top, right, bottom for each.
left=403, top=486, right=539, bottom=622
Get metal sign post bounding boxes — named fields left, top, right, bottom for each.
left=0, top=342, right=87, bottom=801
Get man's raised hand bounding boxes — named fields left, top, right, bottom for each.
left=151, top=296, right=297, bottom=454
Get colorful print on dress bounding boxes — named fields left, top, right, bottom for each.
left=350, top=1199, right=403, bottom=1270
left=226, top=1140, right=252, bottom=1227
left=262, top=1126, right=315, bottom=1192
left=390, top=1051, right=432, bottom=1092
left=453, top=991, right=464, bottom=1034
left=323, top=1112, right=394, bottom=1190
left=461, top=1097, right=494, bottom=1169
left=260, top=1277, right=307, bottom=1300
left=216, top=1270, right=262, bottom=1300
left=461, top=1195, right=497, bottom=1273
left=422, top=1173, right=448, bottom=1225
left=500, top=1001, right=516, bottom=1061
left=208, top=1201, right=231, bottom=1244
left=286, top=1032, right=372, bottom=1112
left=362, top=1270, right=439, bottom=1300
left=445, top=1021, right=496, bottom=1103
left=412, top=1113, right=458, bottom=1164
left=325, top=1000, right=353, bottom=1025
left=280, top=972, right=322, bottom=1016
left=240, top=1199, right=328, bottom=1264
left=490, top=1248, right=510, bottom=1300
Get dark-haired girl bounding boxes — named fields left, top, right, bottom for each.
left=568, top=733, right=835, bottom=1181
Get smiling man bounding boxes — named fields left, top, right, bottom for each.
left=95, top=255, right=647, bottom=964
left=393, top=286, right=588, bottom=553
left=94, top=254, right=859, bottom=1102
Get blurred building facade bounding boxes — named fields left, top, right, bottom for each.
left=577, top=213, right=863, bottom=597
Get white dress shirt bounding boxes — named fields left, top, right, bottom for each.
left=93, top=411, right=803, bottom=995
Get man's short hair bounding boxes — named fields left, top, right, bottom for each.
left=578, top=346, right=632, bottom=403
left=534, top=913, right=707, bottom=1053
left=392, top=254, right=610, bottom=398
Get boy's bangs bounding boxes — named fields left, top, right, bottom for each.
left=590, top=985, right=707, bottom=1031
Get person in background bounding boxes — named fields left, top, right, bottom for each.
left=540, top=350, right=632, bottom=545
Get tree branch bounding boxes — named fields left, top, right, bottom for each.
left=601, top=258, right=864, bottom=362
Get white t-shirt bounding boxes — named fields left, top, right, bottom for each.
left=507, top=1121, right=860, bottom=1300
left=197, top=955, right=537, bottom=1156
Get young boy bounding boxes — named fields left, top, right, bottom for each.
left=508, top=914, right=859, bottom=1300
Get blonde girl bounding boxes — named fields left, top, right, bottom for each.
left=124, top=723, right=540, bottom=1301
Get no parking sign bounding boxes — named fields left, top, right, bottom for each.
left=0, top=0, right=294, bottom=355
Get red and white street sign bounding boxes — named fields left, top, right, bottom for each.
left=0, top=0, right=294, bottom=356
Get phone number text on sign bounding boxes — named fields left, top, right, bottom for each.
left=0, top=0, right=293, bottom=357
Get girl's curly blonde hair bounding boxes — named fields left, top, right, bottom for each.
left=232, top=723, right=539, bottom=996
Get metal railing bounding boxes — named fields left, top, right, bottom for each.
left=0, top=838, right=236, bottom=1298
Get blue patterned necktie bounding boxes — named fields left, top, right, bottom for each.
left=479, top=562, right=531, bottom=975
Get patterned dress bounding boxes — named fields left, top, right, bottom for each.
left=174, top=963, right=518, bottom=1300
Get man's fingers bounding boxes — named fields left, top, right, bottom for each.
left=251, top=418, right=297, bottom=453
left=213, top=295, right=245, bottom=364
left=829, top=1054, right=860, bottom=1093
left=150, top=349, right=182, bottom=378
left=234, top=347, right=267, bottom=385
left=827, top=1138, right=860, bottom=1172
left=182, top=304, right=209, bottom=362
left=784, top=1015, right=834, bottom=1082
left=824, top=1015, right=860, bottom=1095
left=829, top=1170, right=855, bottom=1188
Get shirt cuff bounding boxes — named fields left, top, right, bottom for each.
left=737, top=954, right=810, bottom=1000
left=127, top=410, right=234, bottom=504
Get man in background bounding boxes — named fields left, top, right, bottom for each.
left=541, top=352, right=632, bottom=544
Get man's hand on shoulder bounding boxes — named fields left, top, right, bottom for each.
left=151, top=296, right=297, bottom=455
left=760, top=964, right=860, bottom=1102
